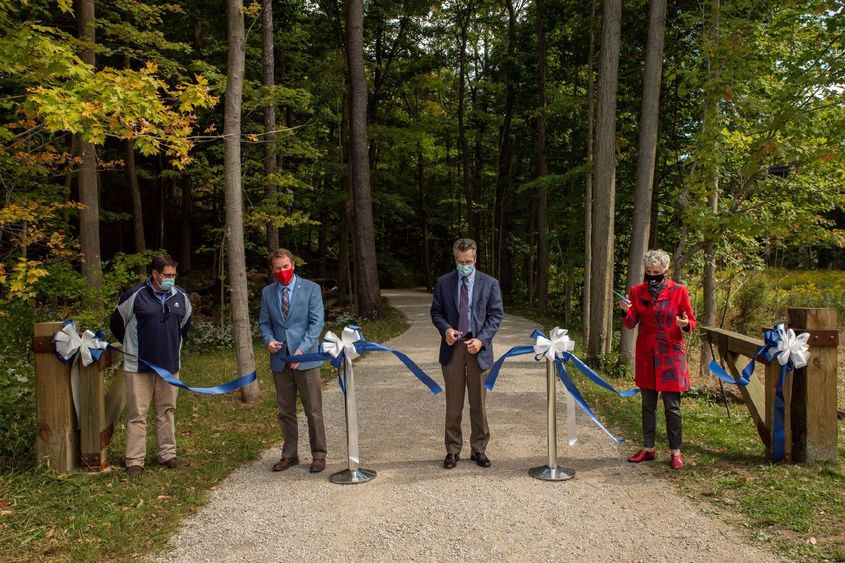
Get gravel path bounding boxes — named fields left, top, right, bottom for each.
left=162, top=289, right=778, bottom=562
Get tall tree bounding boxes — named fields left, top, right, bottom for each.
left=588, top=0, right=622, bottom=357
left=620, top=0, right=667, bottom=363
left=225, top=0, right=260, bottom=402
left=76, top=0, right=102, bottom=299
left=535, top=0, right=549, bottom=313
left=263, top=0, right=279, bottom=251
left=346, top=0, right=382, bottom=317
left=493, top=0, right=519, bottom=283
left=582, top=0, right=596, bottom=348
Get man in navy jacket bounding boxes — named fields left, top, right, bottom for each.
left=431, top=238, right=504, bottom=469
left=258, top=249, right=326, bottom=473
left=110, top=254, right=192, bottom=477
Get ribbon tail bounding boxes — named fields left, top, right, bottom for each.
left=562, top=385, right=577, bottom=446
left=484, top=345, right=536, bottom=390
left=566, top=353, right=639, bottom=397
left=707, top=359, right=751, bottom=386
left=773, top=365, right=788, bottom=462
left=70, top=357, right=81, bottom=426
left=555, top=362, right=623, bottom=445
left=361, top=342, right=442, bottom=394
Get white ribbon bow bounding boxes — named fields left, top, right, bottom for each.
left=770, top=323, right=810, bottom=369
left=53, top=323, right=108, bottom=367
left=53, top=323, right=110, bottom=421
left=533, top=327, right=575, bottom=361
left=323, top=326, right=362, bottom=361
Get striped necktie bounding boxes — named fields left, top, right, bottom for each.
left=282, top=286, right=289, bottom=318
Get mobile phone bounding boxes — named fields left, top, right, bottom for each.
left=613, top=289, right=631, bottom=303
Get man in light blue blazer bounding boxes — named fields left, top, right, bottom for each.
left=258, top=248, right=326, bottom=473
left=431, top=238, right=504, bottom=469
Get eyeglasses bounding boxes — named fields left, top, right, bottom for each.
left=160, top=302, right=171, bottom=323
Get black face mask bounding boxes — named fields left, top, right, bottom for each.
left=644, top=272, right=665, bottom=286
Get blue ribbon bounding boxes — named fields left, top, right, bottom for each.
left=706, top=325, right=795, bottom=461
left=278, top=326, right=443, bottom=395
left=54, top=321, right=257, bottom=395
left=485, top=331, right=638, bottom=444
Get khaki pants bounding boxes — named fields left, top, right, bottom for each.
left=125, top=371, right=179, bottom=467
left=443, top=341, right=490, bottom=455
left=273, top=366, right=327, bottom=460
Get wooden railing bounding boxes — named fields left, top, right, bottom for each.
left=700, top=307, right=839, bottom=463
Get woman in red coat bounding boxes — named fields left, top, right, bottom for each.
left=619, top=249, right=696, bottom=470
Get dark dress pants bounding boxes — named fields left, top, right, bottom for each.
left=273, top=365, right=327, bottom=460
left=641, top=388, right=682, bottom=450
left=442, top=341, right=490, bottom=455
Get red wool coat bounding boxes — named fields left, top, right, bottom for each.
left=622, top=279, right=697, bottom=392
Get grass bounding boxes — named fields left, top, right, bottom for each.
left=516, top=310, right=845, bottom=561
left=0, top=299, right=409, bottom=562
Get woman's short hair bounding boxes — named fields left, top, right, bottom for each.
left=643, top=249, right=670, bottom=272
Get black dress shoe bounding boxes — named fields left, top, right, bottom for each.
left=470, top=451, right=491, bottom=468
left=443, top=453, right=459, bottom=469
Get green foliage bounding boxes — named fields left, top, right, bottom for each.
left=729, top=268, right=845, bottom=333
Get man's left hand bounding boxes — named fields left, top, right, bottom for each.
left=465, top=338, right=482, bottom=355
left=290, top=348, right=304, bottom=370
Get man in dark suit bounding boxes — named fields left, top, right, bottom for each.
left=430, top=238, right=504, bottom=469
left=258, top=249, right=326, bottom=473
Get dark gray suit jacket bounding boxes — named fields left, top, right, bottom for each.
left=430, top=270, right=504, bottom=371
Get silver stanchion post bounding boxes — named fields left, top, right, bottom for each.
left=528, top=357, right=575, bottom=481
left=330, top=354, right=376, bottom=484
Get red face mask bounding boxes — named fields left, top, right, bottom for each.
left=274, top=268, right=294, bottom=285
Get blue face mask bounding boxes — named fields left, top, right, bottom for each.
left=456, top=264, right=475, bottom=277
left=160, top=278, right=175, bottom=292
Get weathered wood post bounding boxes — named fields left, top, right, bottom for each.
left=33, top=321, right=78, bottom=472
left=79, top=350, right=107, bottom=471
left=788, top=307, right=839, bottom=463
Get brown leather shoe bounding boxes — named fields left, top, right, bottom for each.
left=309, top=458, right=326, bottom=473
left=126, top=465, right=144, bottom=478
left=161, top=457, right=186, bottom=469
left=272, top=457, right=299, bottom=472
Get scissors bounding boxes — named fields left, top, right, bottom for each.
left=612, top=289, right=631, bottom=304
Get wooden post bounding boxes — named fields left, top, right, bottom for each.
left=787, top=308, right=839, bottom=462
left=34, top=321, right=78, bottom=472
left=79, top=351, right=107, bottom=471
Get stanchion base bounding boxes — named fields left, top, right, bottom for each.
left=330, top=468, right=377, bottom=485
left=529, top=465, right=575, bottom=481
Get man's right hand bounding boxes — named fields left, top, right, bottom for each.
left=445, top=328, right=461, bottom=346
left=268, top=340, right=283, bottom=353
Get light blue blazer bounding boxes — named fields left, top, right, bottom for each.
left=258, top=276, right=325, bottom=372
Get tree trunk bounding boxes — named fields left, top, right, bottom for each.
left=588, top=0, right=622, bottom=358
left=457, top=7, right=474, bottom=238
left=346, top=0, right=382, bottom=317
left=700, top=0, right=721, bottom=375
left=179, top=176, right=193, bottom=273
left=225, top=0, right=260, bottom=403
left=621, top=0, right=667, bottom=363
left=124, top=57, right=146, bottom=276
left=126, top=140, right=146, bottom=269
left=76, top=0, right=102, bottom=301
left=418, top=142, right=432, bottom=291
left=535, top=0, right=549, bottom=314
left=263, top=0, right=279, bottom=251
left=582, top=0, right=596, bottom=348
left=494, top=0, right=517, bottom=282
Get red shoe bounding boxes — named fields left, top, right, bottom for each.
left=670, top=452, right=685, bottom=470
left=627, top=449, right=656, bottom=463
